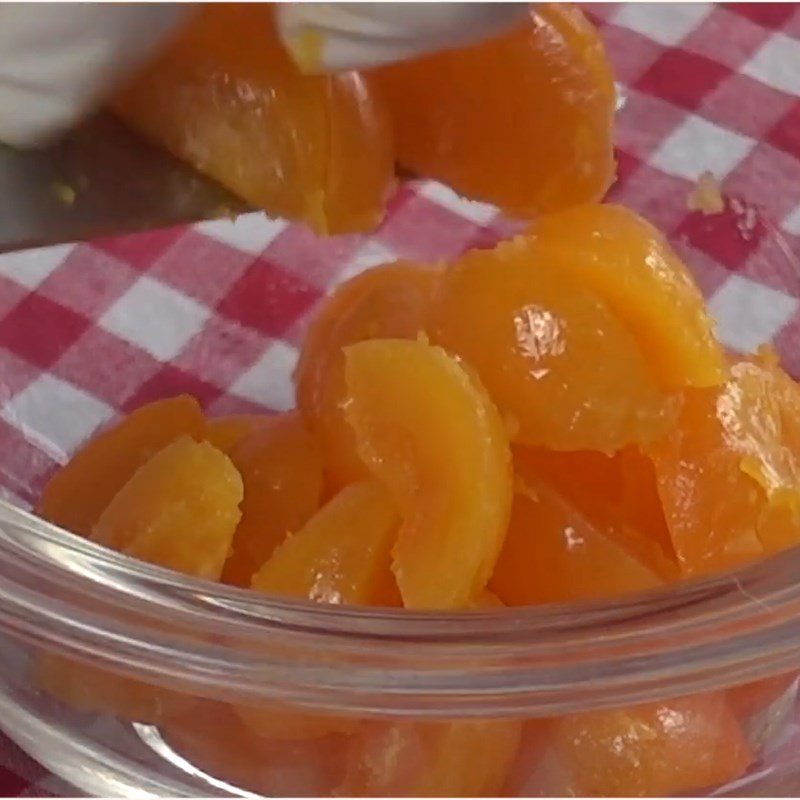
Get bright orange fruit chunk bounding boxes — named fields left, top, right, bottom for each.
left=295, top=263, right=438, bottom=487
left=428, top=235, right=675, bottom=452
left=204, top=413, right=270, bottom=454
left=112, top=4, right=393, bottom=234
left=344, top=338, right=513, bottom=609
left=647, top=360, right=800, bottom=576
left=491, top=478, right=665, bottom=606
left=371, top=4, right=615, bottom=216
left=92, top=436, right=243, bottom=580
left=340, top=717, right=522, bottom=797
left=551, top=693, right=753, bottom=796
left=38, top=395, right=203, bottom=536
left=221, top=412, right=324, bottom=587
left=528, top=204, right=727, bottom=390
left=162, top=700, right=349, bottom=796
left=250, top=480, right=398, bottom=606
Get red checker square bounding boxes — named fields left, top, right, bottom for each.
left=592, top=23, right=664, bottom=85
left=582, top=4, right=622, bottom=26
left=723, top=143, right=800, bottom=222
left=123, top=364, right=224, bottom=412
left=36, top=245, right=138, bottom=319
left=148, top=228, right=253, bottom=306
left=217, top=260, right=321, bottom=338
left=51, top=326, right=161, bottom=409
left=675, top=202, right=766, bottom=272
left=172, top=315, right=271, bottom=389
left=375, top=193, right=484, bottom=262
left=263, top=225, right=364, bottom=290
left=785, top=6, right=800, bottom=38
left=0, top=417, right=58, bottom=505
left=0, top=346, right=43, bottom=399
left=672, top=241, right=732, bottom=298
left=737, top=228, right=800, bottom=297
left=611, top=149, right=646, bottom=192
left=93, top=226, right=184, bottom=271
left=774, top=312, right=800, bottom=379
left=683, top=7, right=771, bottom=69
left=767, top=103, right=800, bottom=159
left=703, top=72, right=795, bottom=139
left=0, top=293, right=90, bottom=369
left=607, top=162, right=694, bottom=235
left=0, top=275, right=28, bottom=319
left=636, top=49, right=732, bottom=111
left=614, top=89, right=688, bottom=161
left=724, top=3, right=798, bottom=30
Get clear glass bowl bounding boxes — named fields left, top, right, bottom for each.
left=1, top=4, right=800, bottom=797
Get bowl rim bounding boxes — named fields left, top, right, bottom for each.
left=2, top=499, right=800, bottom=717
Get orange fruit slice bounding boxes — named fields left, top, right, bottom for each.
left=647, top=360, right=800, bottom=576
left=428, top=235, right=675, bottom=452
left=204, top=413, right=270, bottom=454
left=491, top=478, right=665, bottom=606
left=339, top=717, right=522, bottom=797
left=250, top=480, right=398, bottom=606
left=371, top=4, right=615, bottom=216
left=112, top=4, right=393, bottom=234
left=92, top=436, right=242, bottom=579
left=295, top=263, right=438, bottom=487
left=344, top=338, right=512, bottom=609
left=162, top=701, right=349, bottom=796
left=221, top=412, right=324, bottom=587
left=38, top=395, right=203, bottom=536
left=528, top=204, right=727, bottom=390
left=551, top=693, right=753, bottom=796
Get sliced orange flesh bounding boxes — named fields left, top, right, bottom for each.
left=250, top=480, right=398, bottom=606
left=528, top=204, right=727, bottom=390
left=162, top=701, right=349, bottom=796
left=34, top=655, right=185, bottom=724
left=647, top=361, right=800, bottom=576
left=92, top=437, right=243, bottom=580
left=344, top=338, right=513, bottom=609
left=728, top=673, right=797, bottom=723
left=512, top=446, right=677, bottom=576
left=295, top=263, right=438, bottom=487
left=552, top=693, right=753, bottom=796
left=221, top=412, right=324, bottom=587
left=339, top=717, right=522, bottom=797
left=370, top=4, right=615, bottom=217
left=204, top=413, right=271, bottom=454
left=239, top=480, right=396, bottom=741
left=38, top=395, right=203, bottom=536
left=112, top=4, right=393, bottom=234
left=490, top=478, right=664, bottom=606
left=428, top=235, right=675, bottom=452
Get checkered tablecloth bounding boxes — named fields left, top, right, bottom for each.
left=0, top=3, right=798, bottom=795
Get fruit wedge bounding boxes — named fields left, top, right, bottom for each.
left=38, top=395, right=203, bottom=536
left=204, top=413, right=270, bottom=454
left=221, top=412, right=324, bottom=587
left=250, top=480, right=398, bottom=606
left=92, top=436, right=242, bottom=579
left=428, top=235, right=675, bottom=452
left=344, top=338, right=513, bottom=609
left=551, top=693, right=753, bottom=796
left=113, top=4, right=393, bottom=234
left=528, top=204, right=727, bottom=390
left=339, top=717, right=522, bottom=797
left=295, top=263, right=438, bottom=487
left=371, top=4, right=615, bottom=216
left=647, top=361, right=800, bottom=576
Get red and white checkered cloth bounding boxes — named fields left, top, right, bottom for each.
left=0, top=3, right=798, bottom=795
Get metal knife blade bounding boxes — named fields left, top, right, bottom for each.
left=0, top=112, right=249, bottom=253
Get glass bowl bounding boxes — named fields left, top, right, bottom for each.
left=0, top=3, right=799, bottom=797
